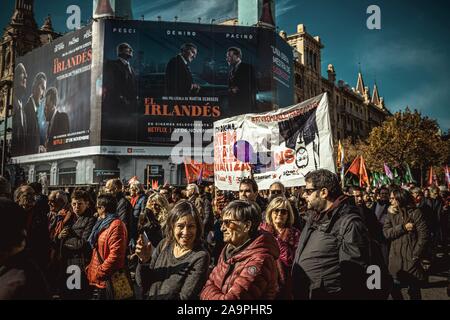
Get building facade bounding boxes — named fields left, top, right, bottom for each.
left=283, top=24, right=390, bottom=142
left=1, top=1, right=390, bottom=188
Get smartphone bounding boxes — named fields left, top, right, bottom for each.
left=141, top=231, right=150, bottom=246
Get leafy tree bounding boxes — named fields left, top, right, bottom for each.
left=364, top=108, right=448, bottom=184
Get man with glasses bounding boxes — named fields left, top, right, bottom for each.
left=292, top=169, right=369, bottom=300
left=165, top=43, right=200, bottom=96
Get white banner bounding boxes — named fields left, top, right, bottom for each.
left=214, top=93, right=335, bottom=190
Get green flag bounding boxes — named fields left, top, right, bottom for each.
left=404, top=164, right=415, bottom=184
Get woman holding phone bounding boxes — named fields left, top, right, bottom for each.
left=135, top=200, right=210, bottom=300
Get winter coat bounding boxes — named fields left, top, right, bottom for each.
left=259, top=222, right=300, bottom=299
left=130, top=194, right=147, bottom=244
left=200, top=231, right=280, bottom=300
left=383, top=207, right=428, bottom=282
left=116, top=193, right=132, bottom=234
left=86, top=219, right=128, bottom=289
left=25, top=207, right=50, bottom=272
left=292, top=196, right=370, bottom=300
left=62, top=211, right=96, bottom=269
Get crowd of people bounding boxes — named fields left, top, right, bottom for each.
left=0, top=170, right=449, bottom=300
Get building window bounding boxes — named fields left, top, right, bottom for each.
left=336, top=95, right=340, bottom=106
left=58, top=167, right=77, bottom=185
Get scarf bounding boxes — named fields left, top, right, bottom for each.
left=88, top=213, right=119, bottom=249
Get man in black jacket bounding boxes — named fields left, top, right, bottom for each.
left=226, top=47, right=256, bottom=115
left=292, top=169, right=369, bottom=300
left=44, top=87, right=69, bottom=152
left=165, top=43, right=200, bottom=97
left=105, top=178, right=132, bottom=234
left=0, top=199, right=50, bottom=300
left=13, top=185, right=50, bottom=276
left=351, top=186, right=383, bottom=243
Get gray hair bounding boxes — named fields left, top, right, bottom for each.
left=49, top=189, right=68, bottom=206
left=222, top=200, right=261, bottom=238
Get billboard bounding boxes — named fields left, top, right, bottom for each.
left=214, top=93, right=335, bottom=191
left=11, top=24, right=93, bottom=160
left=100, top=19, right=294, bottom=147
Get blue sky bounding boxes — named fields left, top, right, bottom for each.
left=1, top=0, right=449, bottom=131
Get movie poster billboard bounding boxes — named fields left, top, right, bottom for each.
left=100, top=19, right=294, bottom=148
left=214, top=93, right=335, bottom=191
left=11, top=24, right=92, bottom=161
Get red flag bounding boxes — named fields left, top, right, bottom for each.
left=359, top=156, right=370, bottom=187
left=345, top=156, right=369, bottom=187
left=428, top=166, right=433, bottom=186
left=346, top=156, right=361, bottom=176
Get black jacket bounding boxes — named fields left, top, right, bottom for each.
left=46, top=111, right=70, bottom=151
left=62, top=211, right=96, bottom=267
left=383, top=207, right=428, bottom=282
left=23, top=96, right=40, bottom=155
left=25, top=207, right=50, bottom=272
left=0, top=250, right=50, bottom=300
left=165, top=55, right=194, bottom=96
left=117, top=193, right=132, bottom=234
left=292, top=197, right=369, bottom=299
left=228, top=62, right=257, bottom=114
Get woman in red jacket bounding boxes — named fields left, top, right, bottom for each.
left=200, top=200, right=280, bottom=300
left=259, top=196, right=300, bottom=299
left=86, top=193, right=128, bottom=299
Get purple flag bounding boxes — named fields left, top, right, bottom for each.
left=384, top=163, right=393, bottom=180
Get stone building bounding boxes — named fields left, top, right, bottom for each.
left=283, top=23, right=390, bottom=142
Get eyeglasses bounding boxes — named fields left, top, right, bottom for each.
left=270, top=190, right=283, bottom=195
left=221, top=219, right=241, bottom=227
left=273, top=208, right=288, bottom=215
left=303, top=188, right=318, bottom=195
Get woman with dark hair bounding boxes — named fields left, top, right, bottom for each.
left=259, top=196, right=300, bottom=299
left=86, top=193, right=128, bottom=299
left=200, top=200, right=280, bottom=300
left=135, top=200, right=210, bottom=300
left=383, top=188, right=428, bottom=300
left=59, top=190, right=96, bottom=299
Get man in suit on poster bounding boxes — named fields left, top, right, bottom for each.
left=103, top=43, right=138, bottom=141
left=23, top=72, right=47, bottom=155
left=226, top=47, right=256, bottom=115
left=44, top=87, right=69, bottom=152
left=12, top=63, right=28, bottom=156
left=165, top=43, right=200, bottom=97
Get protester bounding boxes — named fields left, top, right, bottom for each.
left=145, top=192, right=170, bottom=232
left=200, top=200, right=279, bottom=300
left=371, top=186, right=391, bottom=264
left=0, top=199, right=50, bottom=299
left=135, top=200, right=210, bottom=299
left=105, top=178, right=132, bottom=234
left=239, top=178, right=268, bottom=212
left=259, top=196, right=300, bottom=299
left=383, top=188, right=428, bottom=300
left=292, top=169, right=369, bottom=300
left=47, top=189, right=73, bottom=295
left=60, top=190, right=96, bottom=299
left=13, top=185, right=50, bottom=273
left=137, top=194, right=164, bottom=248
left=129, top=182, right=147, bottom=249
left=86, top=193, right=128, bottom=300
